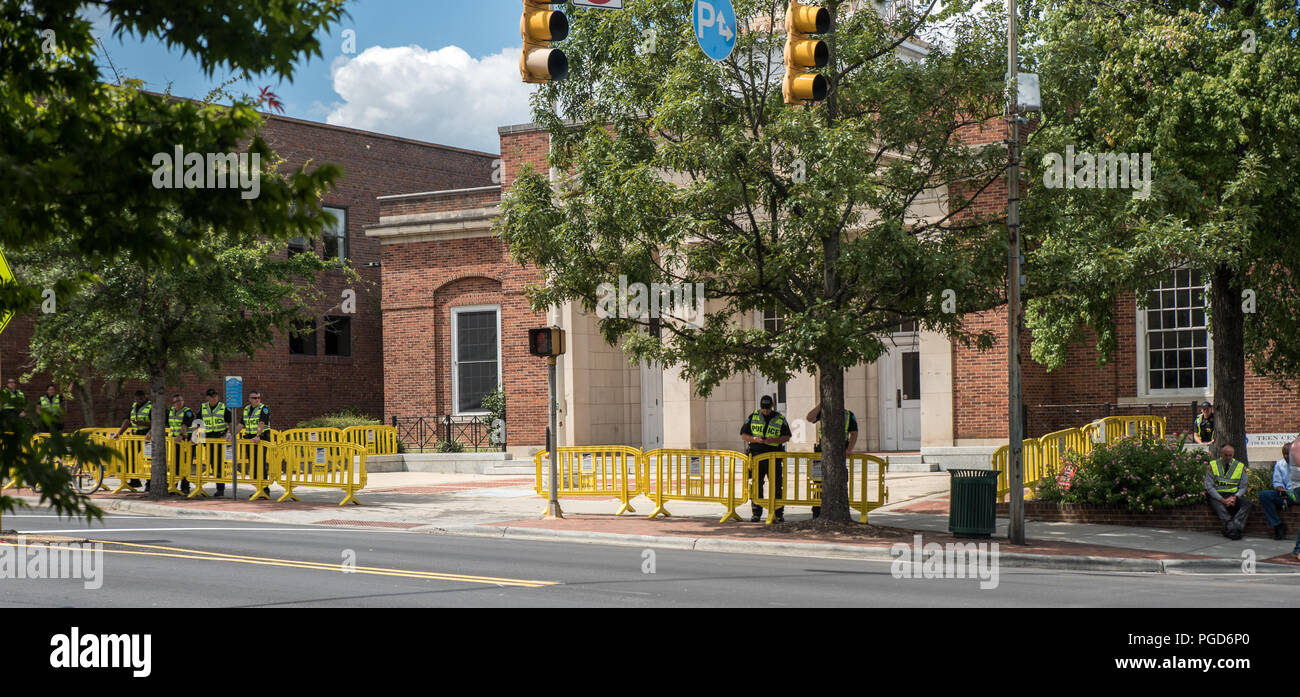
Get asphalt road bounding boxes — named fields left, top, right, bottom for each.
left=4, top=511, right=1300, bottom=608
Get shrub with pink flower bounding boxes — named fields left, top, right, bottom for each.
left=1035, top=433, right=1209, bottom=510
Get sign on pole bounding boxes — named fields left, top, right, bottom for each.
left=694, top=0, right=737, bottom=61
left=224, top=376, right=243, bottom=409
left=573, top=0, right=624, bottom=7
left=225, top=376, right=242, bottom=498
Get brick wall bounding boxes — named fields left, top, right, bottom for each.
left=995, top=499, right=1298, bottom=537
left=1, top=114, right=497, bottom=429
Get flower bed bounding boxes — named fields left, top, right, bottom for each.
left=1034, top=435, right=1209, bottom=511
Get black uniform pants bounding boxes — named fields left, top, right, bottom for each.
left=1208, top=494, right=1252, bottom=535
left=750, top=456, right=785, bottom=516
left=205, top=433, right=227, bottom=493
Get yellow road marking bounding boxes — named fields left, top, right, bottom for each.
left=0, top=539, right=558, bottom=588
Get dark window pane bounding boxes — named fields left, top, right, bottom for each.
left=1178, top=369, right=1192, bottom=387
left=1178, top=351, right=1191, bottom=369
left=1150, top=352, right=1163, bottom=369
left=1177, top=289, right=1189, bottom=308
left=1150, top=333, right=1163, bottom=349
left=1162, top=310, right=1176, bottom=328
left=456, top=310, right=498, bottom=412
left=322, top=207, right=347, bottom=263
left=777, top=381, right=787, bottom=404
left=902, top=351, right=921, bottom=400
left=289, top=320, right=316, bottom=355
left=1194, top=351, right=1206, bottom=368
left=1190, top=269, right=1201, bottom=286
left=1151, top=371, right=1164, bottom=389
left=1194, top=370, right=1208, bottom=388
left=1162, top=290, right=1175, bottom=308
left=1178, top=309, right=1190, bottom=327
left=1191, top=288, right=1204, bottom=307
left=324, top=316, right=351, bottom=357
left=288, top=236, right=311, bottom=256
left=1193, top=329, right=1207, bottom=347
left=1148, top=310, right=1162, bottom=330
left=1192, top=309, right=1204, bottom=327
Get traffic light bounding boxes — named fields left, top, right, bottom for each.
left=783, top=1, right=830, bottom=105
left=520, top=1, right=569, bottom=84
left=529, top=327, right=566, bottom=357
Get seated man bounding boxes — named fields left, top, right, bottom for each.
left=1205, top=444, right=1251, bottom=540
left=1258, top=442, right=1297, bottom=540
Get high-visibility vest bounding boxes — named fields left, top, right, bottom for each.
left=39, top=394, right=64, bottom=419
left=168, top=407, right=193, bottom=437
left=1196, top=413, right=1213, bottom=439
left=1211, top=459, right=1246, bottom=494
left=243, top=404, right=269, bottom=437
left=201, top=402, right=227, bottom=434
left=129, top=401, right=152, bottom=432
left=817, top=410, right=855, bottom=446
left=747, top=411, right=787, bottom=439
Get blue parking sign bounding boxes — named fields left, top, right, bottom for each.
left=694, top=0, right=737, bottom=61
left=225, top=376, right=243, bottom=409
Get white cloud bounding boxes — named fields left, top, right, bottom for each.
left=325, top=44, right=535, bottom=154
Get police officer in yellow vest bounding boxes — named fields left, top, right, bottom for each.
left=741, top=395, right=792, bottom=522
left=200, top=388, right=232, bottom=497
left=1205, top=444, right=1252, bottom=539
left=113, top=390, right=152, bottom=489
left=241, top=390, right=272, bottom=497
left=1194, top=401, right=1214, bottom=444
left=806, top=404, right=859, bottom=519
left=37, top=384, right=65, bottom=434
left=167, top=393, right=195, bottom=495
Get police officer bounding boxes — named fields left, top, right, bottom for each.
left=741, top=395, right=792, bottom=523
left=1194, top=401, right=1214, bottom=444
left=242, top=390, right=272, bottom=497
left=113, top=390, right=152, bottom=489
left=199, top=388, right=232, bottom=496
left=167, top=393, right=196, bottom=495
left=806, top=403, right=859, bottom=519
left=2, top=378, right=27, bottom=418
left=37, top=384, right=65, bottom=434
left=1205, top=444, right=1251, bottom=539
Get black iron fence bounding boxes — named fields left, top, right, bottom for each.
left=1025, top=401, right=1200, bottom=439
left=391, top=415, right=505, bottom=452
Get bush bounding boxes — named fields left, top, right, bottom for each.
left=1035, top=434, right=1210, bottom=511
left=296, top=408, right=382, bottom=430
left=433, top=439, right=464, bottom=453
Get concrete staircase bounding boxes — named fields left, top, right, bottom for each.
left=875, top=453, right=939, bottom=472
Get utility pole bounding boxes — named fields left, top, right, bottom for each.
left=544, top=354, right=563, bottom=519
left=1006, top=0, right=1025, bottom=545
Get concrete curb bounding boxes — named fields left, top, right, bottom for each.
left=17, top=496, right=1300, bottom=575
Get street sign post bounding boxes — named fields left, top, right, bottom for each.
left=572, top=0, right=623, bottom=7
left=693, top=0, right=737, bottom=61
left=225, top=376, right=242, bottom=499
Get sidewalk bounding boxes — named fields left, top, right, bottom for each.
left=6, top=471, right=1300, bottom=574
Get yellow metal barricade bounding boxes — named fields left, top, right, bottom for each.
left=279, top=441, right=367, bottom=505
left=534, top=446, right=642, bottom=515
left=343, top=425, right=398, bottom=455
left=992, top=416, right=1166, bottom=498
left=100, top=435, right=153, bottom=493
left=748, top=452, right=889, bottom=524
left=643, top=448, right=748, bottom=522
left=278, top=427, right=345, bottom=445
left=1099, top=415, right=1165, bottom=441
left=188, top=437, right=234, bottom=498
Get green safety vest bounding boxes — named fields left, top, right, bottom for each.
left=2, top=388, right=23, bottom=410
left=129, top=401, right=152, bottom=432
left=243, top=404, right=268, bottom=437
left=1210, top=459, right=1246, bottom=494
left=817, top=410, right=854, bottom=445
left=748, top=411, right=787, bottom=439
left=1196, top=413, right=1213, bottom=439
left=168, top=406, right=193, bottom=437
left=39, top=394, right=63, bottom=419
left=201, top=402, right=227, bottom=434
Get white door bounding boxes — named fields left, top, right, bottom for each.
left=880, top=338, right=921, bottom=450
left=641, top=362, right=663, bottom=449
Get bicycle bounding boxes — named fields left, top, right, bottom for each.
left=30, top=455, right=105, bottom=495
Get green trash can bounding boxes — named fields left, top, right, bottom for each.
left=948, top=468, right=998, bottom=537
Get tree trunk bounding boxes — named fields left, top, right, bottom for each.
left=149, top=373, right=168, bottom=500
left=817, top=361, right=852, bottom=522
left=104, top=379, right=124, bottom=425
left=1210, top=264, right=1247, bottom=462
left=75, top=367, right=96, bottom=427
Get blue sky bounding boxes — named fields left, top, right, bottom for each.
left=90, top=1, right=540, bottom=154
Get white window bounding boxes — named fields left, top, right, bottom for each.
left=451, top=305, right=501, bottom=414
left=1136, top=269, right=1211, bottom=396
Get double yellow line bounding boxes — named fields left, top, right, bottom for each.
left=82, top=539, right=557, bottom=588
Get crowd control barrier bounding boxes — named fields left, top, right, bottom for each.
left=748, top=452, right=889, bottom=524
left=991, top=415, right=1167, bottom=499
left=533, top=446, right=642, bottom=515
left=1097, top=415, right=1165, bottom=442
left=278, top=427, right=345, bottom=445
left=643, top=449, right=749, bottom=522
left=343, top=425, right=398, bottom=455
left=278, top=441, right=367, bottom=505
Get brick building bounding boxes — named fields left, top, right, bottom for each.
left=0, top=114, right=497, bottom=430
left=369, top=119, right=1300, bottom=466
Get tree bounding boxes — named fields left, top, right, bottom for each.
left=0, top=0, right=346, bottom=524
left=15, top=208, right=355, bottom=500
left=498, top=0, right=1009, bottom=522
left=1019, top=0, right=1300, bottom=460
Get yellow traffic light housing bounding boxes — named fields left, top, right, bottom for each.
left=521, top=0, right=570, bottom=84
left=783, top=1, right=830, bottom=104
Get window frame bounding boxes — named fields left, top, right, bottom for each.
left=288, top=318, right=318, bottom=356
left=321, top=205, right=349, bottom=264
left=323, top=315, right=352, bottom=357
left=450, top=304, right=502, bottom=416
left=1135, top=269, right=1212, bottom=398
